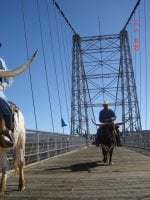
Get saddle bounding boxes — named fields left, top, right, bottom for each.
left=0, top=102, right=19, bottom=148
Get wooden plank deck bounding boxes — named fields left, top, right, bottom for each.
left=1, top=146, right=150, bottom=200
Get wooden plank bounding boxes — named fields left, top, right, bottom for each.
left=1, top=146, right=150, bottom=200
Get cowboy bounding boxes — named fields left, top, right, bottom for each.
left=95, top=102, right=121, bottom=146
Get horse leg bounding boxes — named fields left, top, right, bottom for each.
left=109, top=147, right=114, bottom=165
left=0, top=149, right=8, bottom=192
left=18, top=161, right=25, bottom=191
left=15, top=147, right=25, bottom=191
left=102, top=147, right=107, bottom=163
left=0, top=168, right=7, bottom=192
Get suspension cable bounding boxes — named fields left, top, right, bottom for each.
left=52, top=0, right=77, bottom=35
left=21, top=0, right=38, bottom=130
left=143, top=0, right=147, bottom=129
left=53, top=3, right=66, bottom=132
left=37, top=0, right=55, bottom=132
left=47, top=1, right=63, bottom=130
left=133, top=14, right=137, bottom=80
left=114, top=63, right=120, bottom=113
left=98, top=17, right=105, bottom=103
left=138, top=7, right=142, bottom=112
left=64, top=24, right=72, bottom=93
left=122, top=0, right=142, bottom=31
left=59, top=15, right=71, bottom=129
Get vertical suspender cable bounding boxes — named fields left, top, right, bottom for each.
left=138, top=8, right=142, bottom=112
left=143, top=0, right=147, bottom=129
left=50, top=0, right=79, bottom=133
left=64, top=25, right=72, bottom=92
left=21, top=0, right=40, bottom=162
left=129, top=18, right=133, bottom=59
left=21, top=0, right=38, bottom=131
left=114, top=61, right=120, bottom=114
left=53, top=3, right=65, bottom=132
left=133, top=14, right=137, bottom=80
left=51, top=0, right=76, bottom=103
left=46, top=1, right=63, bottom=131
left=36, top=0, right=55, bottom=132
left=98, top=17, right=105, bottom=102
left=59, top=15, right=71, bottom=129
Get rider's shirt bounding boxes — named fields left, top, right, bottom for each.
left=99, top=109, right=116, bottom=123
left=0, top=58, right=13, bottom=100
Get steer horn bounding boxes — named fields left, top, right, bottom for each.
left=91, top=118, right=105, bottom=126
left=0, top=50, right=38, bottom=77
left=115, top=120, right=128, bottom=126
left=92, top=118, right=128, bottom=127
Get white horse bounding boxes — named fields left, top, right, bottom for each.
left=0, top=50, right=37, bottom=192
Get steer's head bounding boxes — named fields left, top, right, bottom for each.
left=91, top=118, right=127, bottom=127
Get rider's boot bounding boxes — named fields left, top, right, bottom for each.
left=0, top=114, right=14, bottom=148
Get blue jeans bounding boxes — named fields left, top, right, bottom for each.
left=0, top=97, right=13, bottom=130
left=95, top=127, right=102, bottom=145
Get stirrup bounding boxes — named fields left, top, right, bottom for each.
left=0, top=130, right=13, bottom=148
left=0, top=134, right=13, bottom=148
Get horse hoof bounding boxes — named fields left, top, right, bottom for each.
left=103, top=159, right=108, bottom=163
left=109, top=162, right=113, bottom=165
left=18, top=186, right=25, bottom=191
left=0, top=185, right=6, bottom=193
left=0, top=188, right=5, bottom=193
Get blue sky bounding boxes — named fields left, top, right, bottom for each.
left=0, top=0, right=149, bottom=133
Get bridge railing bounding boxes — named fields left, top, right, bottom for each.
left=122, top=131, right=150, bottom=150
left=8, top=130, right=87, bottom=169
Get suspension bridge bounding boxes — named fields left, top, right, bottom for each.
left=0, top=0, right=150, bottom=199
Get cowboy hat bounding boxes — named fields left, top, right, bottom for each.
left=101, top=101, right=109, bottom=106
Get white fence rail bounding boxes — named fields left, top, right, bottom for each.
left=122, top=131, right=150, bottom=150
left=8, top=130, right=87, bottom=169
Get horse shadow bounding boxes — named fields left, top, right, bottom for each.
left=45, top=160, right=107, bottom=173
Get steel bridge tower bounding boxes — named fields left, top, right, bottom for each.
left=71, top=31, right=142, bottom=135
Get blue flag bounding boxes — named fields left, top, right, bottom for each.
left=61, top=118, right=67, bottom=127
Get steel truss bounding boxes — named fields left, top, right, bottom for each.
left=71, top=31, right=142, bottom=135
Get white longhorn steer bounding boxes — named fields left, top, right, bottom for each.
left=0, top=50, right=37, bottom=192
left=0, top=110, right=25, bottom=192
